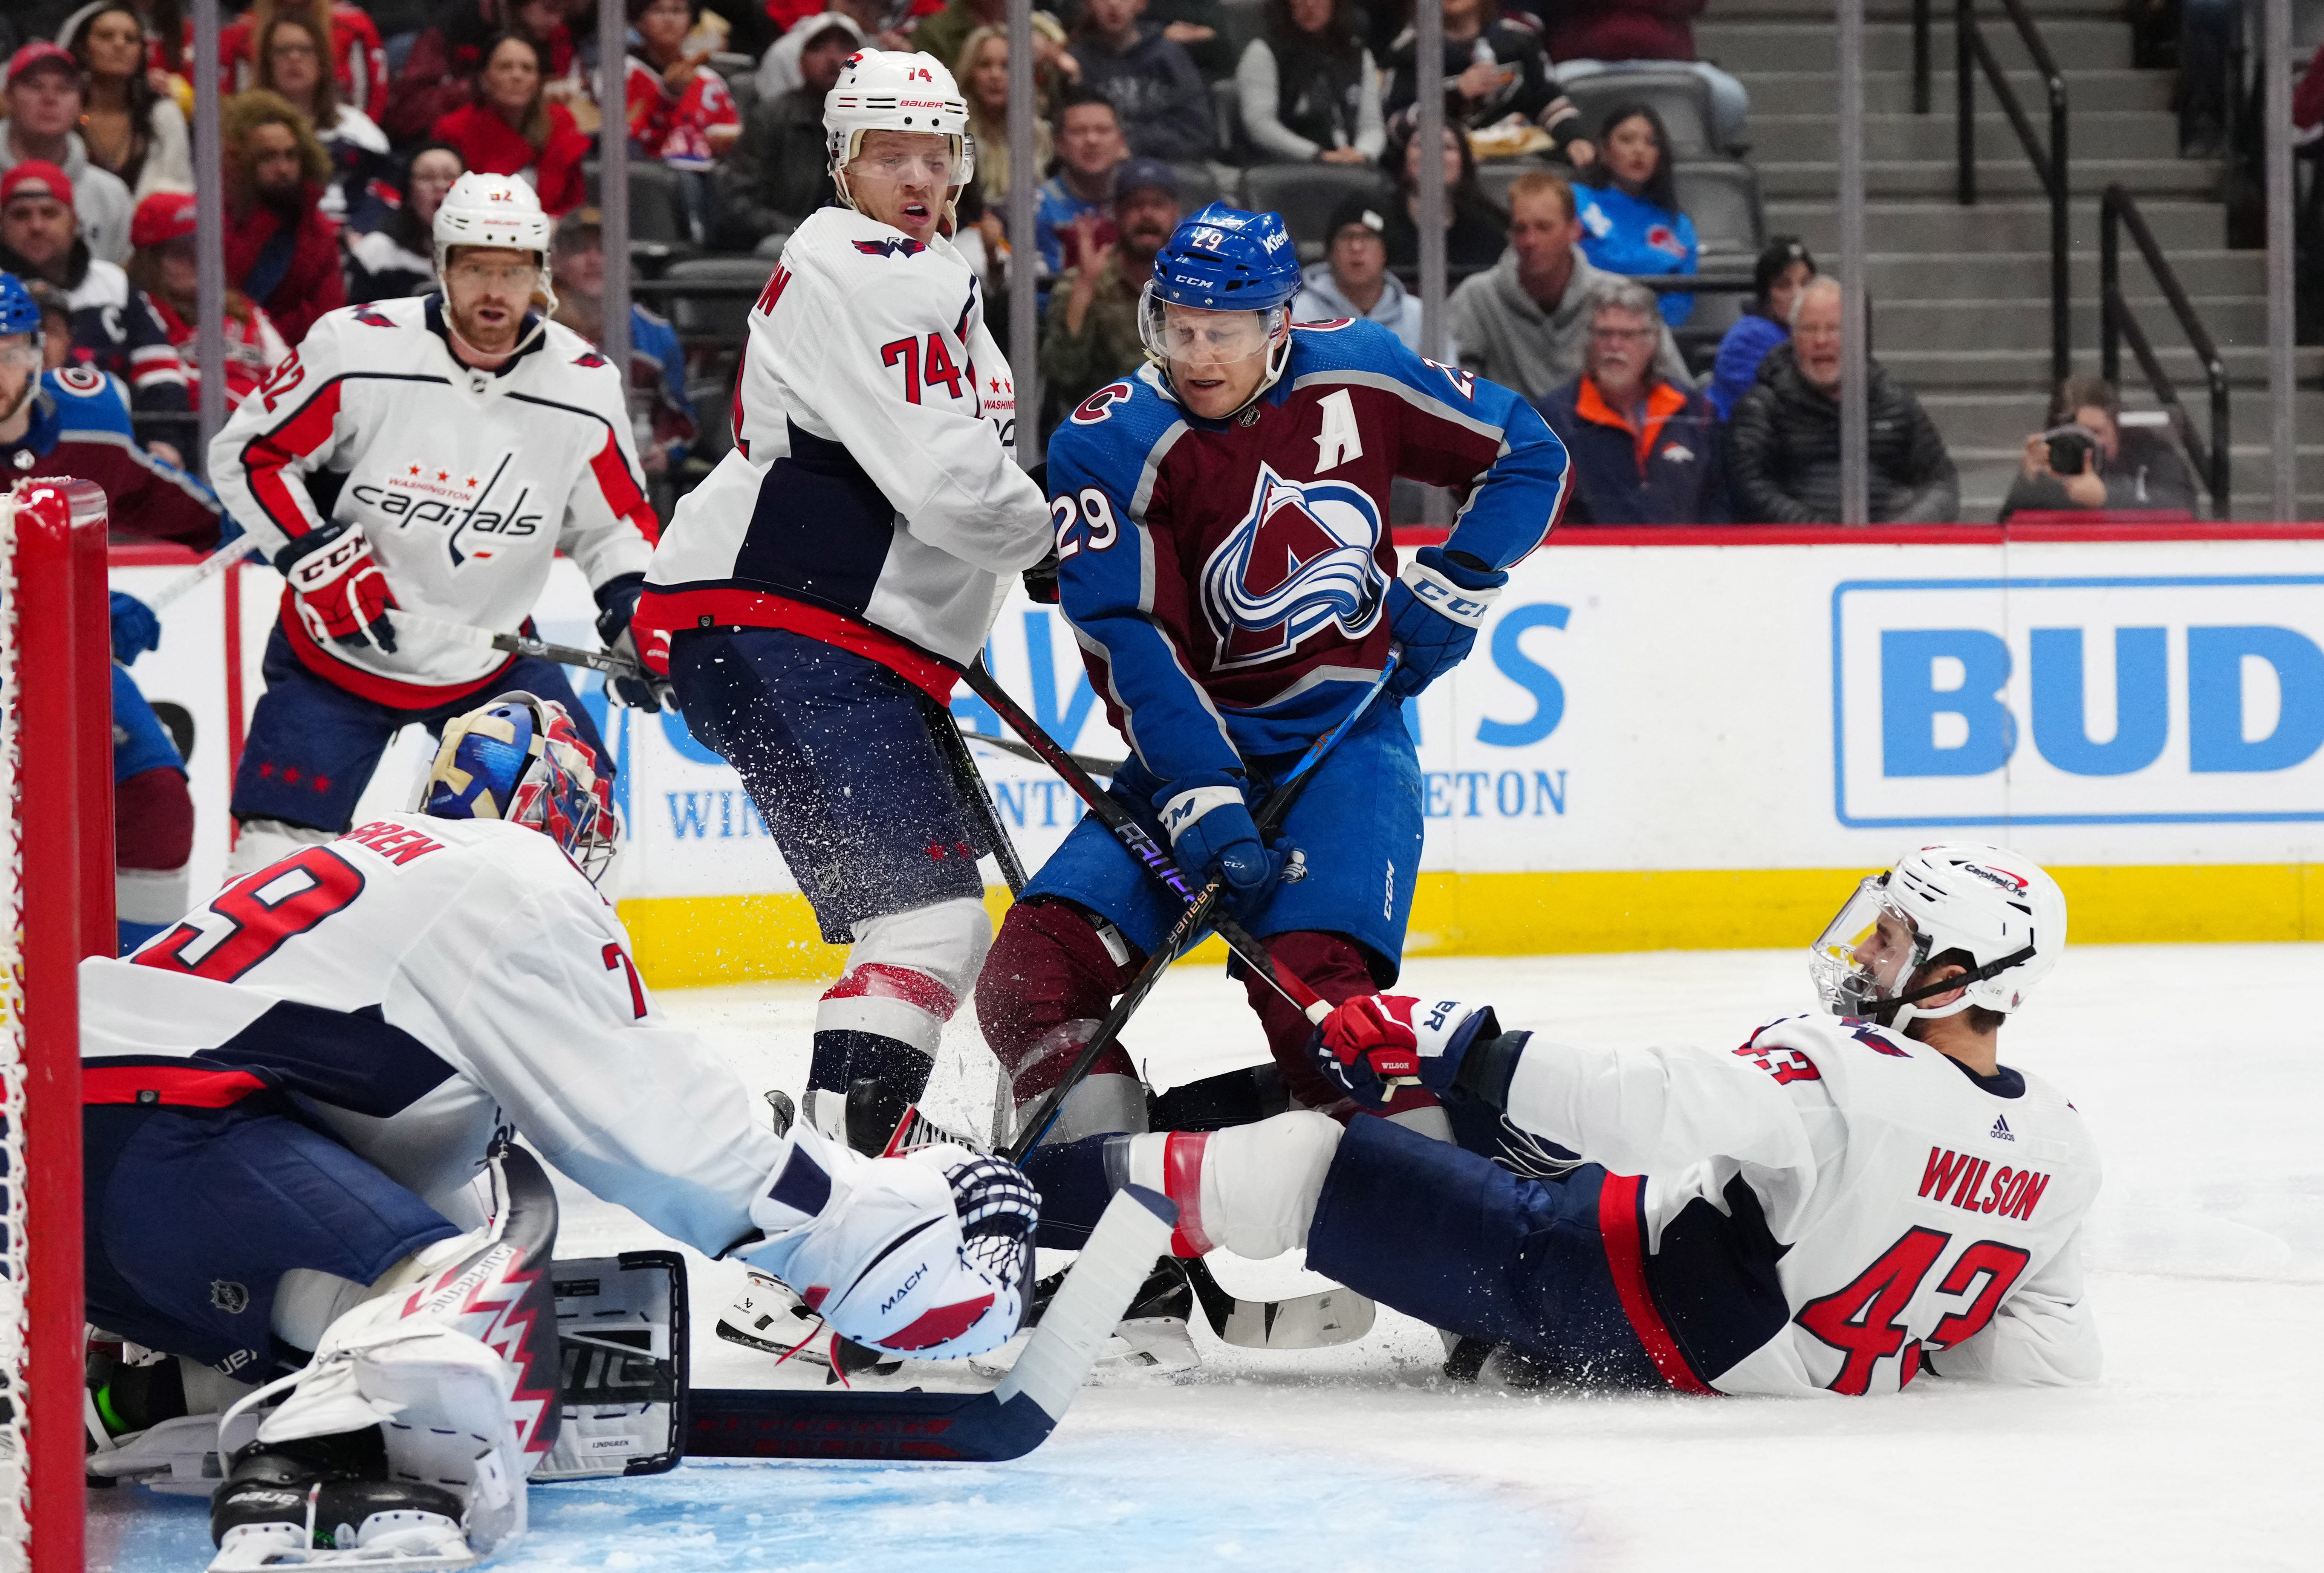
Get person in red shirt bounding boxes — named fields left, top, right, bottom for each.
left=430, top=31, right=589, bottom=217
left=625, top=0, right=742, bottom=171
left=382, top=0, right=577, bottom=144
left=221, top=89, right=345, bottom=345
left=215, top=0, right=389, bottom=120
left=127, top=190, right=290, bottom=409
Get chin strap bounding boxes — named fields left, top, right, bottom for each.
left=1869, top=942, right=2037, bottom=1026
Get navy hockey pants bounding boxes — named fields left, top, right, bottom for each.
left=1308, top=1117, right=1665, bottom=1389
left=668, top=628, right=990, bottom=942
left=83, top=1098, right=459, bottom=1376
left=232, top=624, right=610, bottom=832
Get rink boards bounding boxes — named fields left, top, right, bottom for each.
left=111, top=523, right=2324, bottom=988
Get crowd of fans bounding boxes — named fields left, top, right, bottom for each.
left=0, top=0, right=2233, bottom=530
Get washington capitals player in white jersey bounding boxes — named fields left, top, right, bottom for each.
left=634, top=50, right=1052, bottom=1152
left=79, top=692, right=1037, bottom=1569
left=207, top=173, right=661, bottom=878
left=979, top=203, right=1570, bottom=1153
left=1041, top=844, right=2102, bottom=1395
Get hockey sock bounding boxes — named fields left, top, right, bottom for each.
left=93, top=1358, right=187, bottom=1437
left=1016, top=1133, right=1122, bottom=1250
left=977, top=899, right=1143, bottom=1105
left=1239, top=931, right=1446, bottom=1122
left=1148, top=1063, right=1291, bottom=1131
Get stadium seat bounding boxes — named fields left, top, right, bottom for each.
left=1240, top=162, right=1394, bottom=260
left=1472, top=157, right=1547, bottom=216
left=1561, top=69, right=1717, bottom=158
left=1671, top=159, right=1765, bottom=262
left=1211, top=78, right=1245, bottom=162
left=1171, top=162, right=1230, bottom=212
left=1217, top=0, right=1266, bottom=63
left=663, top=253, right=777, bottom=344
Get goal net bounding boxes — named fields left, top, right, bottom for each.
left=0, top=477, right=116, bottom=1571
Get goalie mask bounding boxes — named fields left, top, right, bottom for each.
left=420, top=691, right=620, bottom=880
left=1809, top=843, right=2066, bottom=1033
left=741, top=1127, right=1036, bottom=1362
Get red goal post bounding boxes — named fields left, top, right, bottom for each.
left=3, top=478, right=114, bottom=1571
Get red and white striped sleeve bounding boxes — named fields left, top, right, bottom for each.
left=205, top=313, right=358, bottom=560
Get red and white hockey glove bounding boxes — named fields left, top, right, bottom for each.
left=278, top=521, right=399, bottom=652
left=1309, top=992, right=1502, bottom=1106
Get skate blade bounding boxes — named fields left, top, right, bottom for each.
left=1216, top=1286, right=1376, bottom=1350
left=970, top=1316, right=1198, bottom=1378
left=713, top=1316, right=833, bottom=1368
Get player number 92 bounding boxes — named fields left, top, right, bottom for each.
left=1049, top=488, right=1120, bottom=559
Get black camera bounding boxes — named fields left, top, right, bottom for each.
left=2043, top=426, right=2098, bottom=476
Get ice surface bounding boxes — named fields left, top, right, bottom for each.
left=90, top=945, right=2320, bottom=1572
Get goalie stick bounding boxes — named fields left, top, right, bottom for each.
left=999, top=650, right=1405, bottom=1164
left=686, top=1185, right=1176, bottom=1461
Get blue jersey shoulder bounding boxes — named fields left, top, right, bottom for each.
left=1284, top=317, right=1482, bottom=406
left=1043, top=364, right=1185, bottom=496
left=42, top=365, right=135, bottom=436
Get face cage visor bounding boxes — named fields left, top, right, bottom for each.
left=1808, top=874, right=1931, bottom=1023
left=1139, top=286, right=1292, bottom=409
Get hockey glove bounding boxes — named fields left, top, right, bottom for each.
left=277, top=520, right=399, bottom=653
left=1157, top=772, right=1295, bottom=911
left=1384, top=546, right=1505, bottom=699
left=108, top=590, right=160, bottom=666
left=593, top=572, right=670, bottom=712
left=1310, top=992, right=1506, bottom=1106
left=1023, top=548, right=1061, bottom=605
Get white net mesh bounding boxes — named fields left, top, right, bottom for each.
left=0, top=490, right=28, bottom=1569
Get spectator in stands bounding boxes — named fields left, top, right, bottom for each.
left=386, top=0, right=572, bottom=145
left=1728, top=275, right=1959, bottom=524
left=1293, top=195, right=1422, bottom=348
left=548, top=207, right=698, bottom=487
left=2176, top=0, right=2235, bottom=156
left=0, top=162, right=188, bottom=421
left=1573, top=102, right=1695, bottom=325
left=63, top=7, right=193, bottom=197
left=716, top=20, right=852, bottom=251
left=1237, top=0, right=1384, bottom=164
left=23, top=279, right=73, bottom=370
left=913, top=0, right=1079, bottom=91
left=1448, top=168, right=1685, bottom=401
left=222, top=90, right=345, bottom=344
left=0, top=42, right=135, bottom=263
left=1069, top=0, right=1215, bottom=161
left=128, top=189, right=290, bottom=411
left=757, top=9, right=859, bottom=99
left=1039, top=156, right=1178, bottom=432
left=1379, top=122, right=1506, bottom=270
left=959, top=25, right=1056, bottom=218
left=1524, top=0, right=1751, bottom=151
left=217, top=0, right=388, bottom=121
left=1036, top=90, right=1130, bottom=275
left=1705, top=233, right=1810, bottom=421
left=1538, top=281, right=1726, bottom=523
left=431, top=32, right=588, bottom=217
left=346, top=142, right=465, bottom=301
left=1383, top=0, right=1591, bottom=167
left=626, top=0, right=742, bottom=243
left=254, top=6, right=389, bottom=223
left=54, top=0, right=191, bottom=85
left=1997, top=373, right=2199, bottom=521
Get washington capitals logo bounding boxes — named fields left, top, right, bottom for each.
left=1199, top=463, right=1385, bottom=670
left=854, top=238, right=927, bottom=258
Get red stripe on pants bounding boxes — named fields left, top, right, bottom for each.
left=1596, top=1171, right=1719, bottom=1396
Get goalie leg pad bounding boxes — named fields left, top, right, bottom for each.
left=1125, top=1110, right=1342, bottom=1260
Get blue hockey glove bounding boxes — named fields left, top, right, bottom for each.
left=1157, top=773, right=1294, bottom=909
left=593, top=572, right=668, bottom=713
left=108, top=591, right=161, bottom=666
left=1384, top=547, right=1505, bottom=699
left=1309, top=992, right=1507, bottom=1107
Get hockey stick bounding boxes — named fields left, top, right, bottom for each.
left=1001, top=651, right=1403, bottom=1165
left=383, top=607, right=644, bottom=678
left=139, top=532, right=263, bottom=611
left=956, top=725, right=1124, bottom=780
left=930, top=695, right=1029, bottom=894
left=685, top=1184, right=1176, bottom=1461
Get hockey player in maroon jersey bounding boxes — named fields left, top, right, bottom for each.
left=977, top=201, right=1571, bottom=1154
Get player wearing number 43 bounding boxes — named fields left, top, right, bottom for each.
left=979, top=201, right=1571, bottom=1151
left=1037, top=844, right=2103, bottom=1396
left=630, top=50, right=1052, bottom=1155
left=78, top=693, right=1036, bottom=1570
left=205, top=172, right=662, bottom=881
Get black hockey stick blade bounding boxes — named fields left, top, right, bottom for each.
left=956, top=725, right=1124, bottom=779
left=1180, top=1258, right=1376, bottom=1351
left=685, top=1185, right=1177, bottom=1463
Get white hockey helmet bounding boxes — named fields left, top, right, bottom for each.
left=1810, top=843, right=2067, bottom=1033
left=433, top=171, right=558, bottom=315
left=823, top=49, right=974, bottom=211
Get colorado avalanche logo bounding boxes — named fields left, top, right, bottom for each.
left=1199, top=463, right=1385, bottom=670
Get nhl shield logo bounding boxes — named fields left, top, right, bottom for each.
left=1198, top=463, right=1385, bottom=670
left=211, top=1279, right=251, bottom=1315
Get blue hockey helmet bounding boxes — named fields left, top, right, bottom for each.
left=0, top=273, right=38, bottom=340
left=420, top=691, right=620, bottom=880
left=1141, top=203, right=1302, bottom=417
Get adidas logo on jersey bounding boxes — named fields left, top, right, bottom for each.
left=1990, top=1115, right=2015, bottom=1142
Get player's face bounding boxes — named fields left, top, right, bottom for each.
left=1849, top=909, right=1920, bottom=999
left=445, top=244, right=538, bottom=354
left=1155, top=303, right=1278, bottom=419
left=0, top=197, right=73, bottom=272
left=845, top=130, right=959, bottom=245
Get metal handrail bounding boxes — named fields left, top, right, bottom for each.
left=2100, top=183, right=2232, bottom=514
left=1954, top=0, right=2070, bottom=385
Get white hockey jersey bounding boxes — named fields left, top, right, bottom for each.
left=637, top=206, right=1049, bottom=698
left=80, top=814, right=784, bottom=1254
left=1502, top=1012, right=2103, bottom=1396
left=206, top=296, right=659, bottom=703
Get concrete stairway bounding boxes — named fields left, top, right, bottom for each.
left=1695, top=0, right=2322, bottom=518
